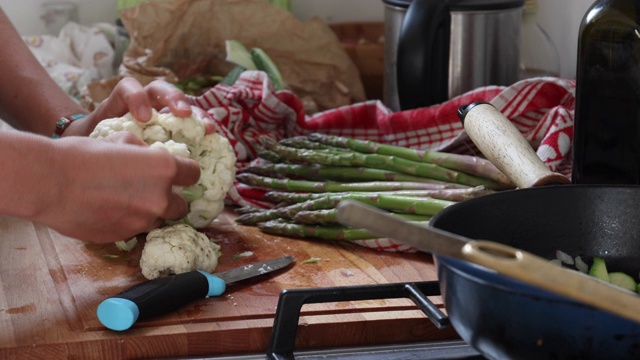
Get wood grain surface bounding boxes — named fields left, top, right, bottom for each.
left=0, top=208, right=458, bottom=359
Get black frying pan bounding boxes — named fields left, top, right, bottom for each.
left=430, top=185, right=640, bottom=359
left=431, top=103, right=640, bottom=358
left=340, top=103, right=640, bottom=359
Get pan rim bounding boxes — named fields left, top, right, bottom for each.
left=435, top=254, right=581, bottom=303
left=430, top=185, right=640, bottom=312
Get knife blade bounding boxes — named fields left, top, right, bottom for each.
left=97, top=255, right=294, bottom=331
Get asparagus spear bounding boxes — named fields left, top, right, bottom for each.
left=261, top=137, right=508, bottom=190
left=236, top=173, right=463, bottom=192
left=256, top=149, right=284, bottom=163
left=375, top=195, right=452, bottom=215
left=264, top=186, right=492, bottom=204
left=234, top=206, right=264, bottom=215
left=307, top=133, right=512, bottom=188
left=291, top=208, right=338, bottom=225
left=242, top=163, right=465, bottom=185
left=235, top=195, right=339, bottom=225
left=258, top=220, right=382, bottom=241
left=293, top=208, right=431, bottom=225
left=279, top=136, right=336, bottom=150
left=258, top=219, right=431, bottom=241
left=235, top=192, right=453, bottom=225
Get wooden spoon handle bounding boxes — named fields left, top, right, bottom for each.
left=460, top=102, right=570, bottom=188
left=463, top=240, right=640, bottom=324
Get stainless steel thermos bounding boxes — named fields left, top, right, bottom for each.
left=383, top=0, right=525, bottom=111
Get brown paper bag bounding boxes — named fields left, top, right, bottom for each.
left=117, top=0, right=365, bottom=111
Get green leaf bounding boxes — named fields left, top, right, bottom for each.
left=226, top=40, right=257, bottom=70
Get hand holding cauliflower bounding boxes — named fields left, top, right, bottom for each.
left=90, top=109, right=236, bottom=228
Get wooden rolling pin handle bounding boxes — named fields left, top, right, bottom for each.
left=458, top=102, right=570, bottom=188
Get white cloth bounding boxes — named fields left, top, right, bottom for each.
left=22, top=22, right=117, bottom=101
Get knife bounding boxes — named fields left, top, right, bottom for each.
left=97, top=255, right=294, bottom=331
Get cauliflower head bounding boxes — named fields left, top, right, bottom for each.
left=139, top=224, right=221, bottom=280
left=90, top=109, right=236, bottom=228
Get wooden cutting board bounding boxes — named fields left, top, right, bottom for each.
left=0, top=208, right=459, bottom=359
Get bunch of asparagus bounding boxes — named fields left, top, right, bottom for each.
left=234, top=133, right=512, bottom=244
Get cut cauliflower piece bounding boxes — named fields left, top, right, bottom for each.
left=139, top=224, right=221, bottom=280
left=90, top=109, right=236, bottom=228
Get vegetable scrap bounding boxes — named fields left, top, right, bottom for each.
left=342, top=269, right=355, bottom=277
left=115, top=237, right=138, bottom=252
left=233, top=251, right=255, bottom=259
left=555, top=251, right=640, bottom=294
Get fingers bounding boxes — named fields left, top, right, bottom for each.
left=93, top=78, right=193, bottom=126
left=158, top=157, right=200, bottom=225
left=109, top=77, right=153, bottom=121
left=87, top=78, right=216, bottom=140
left=172, top=156, right=201, bottom=186
left=145, top=80, right=192, bottom=118
left=191, top=106, right=216, bottom=134
left=102, top=131, right=148, bottom=146
left=162, top=192, right=190, bottom=221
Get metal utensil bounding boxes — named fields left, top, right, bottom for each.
left=336, top=200, right=640, bottom=324
left=97, top=256, right=294, bottom=331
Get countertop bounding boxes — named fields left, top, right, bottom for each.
left=0, top=208, right=459, bottom=359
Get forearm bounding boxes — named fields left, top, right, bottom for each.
left=0, top=130, right=200, bottom=243
left=0, top=9, right=86, bottom=136
left=0, top=131, right=59, bottom=219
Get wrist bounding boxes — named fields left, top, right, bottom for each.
left=0, top=132, right=59, bottom=220
left=52, top=113, right=88, bottom=138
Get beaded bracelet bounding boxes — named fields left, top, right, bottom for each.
left=51, top=113, right=88, bottom=138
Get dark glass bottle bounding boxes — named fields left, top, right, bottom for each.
left=572, top=0, right=640, bottom=184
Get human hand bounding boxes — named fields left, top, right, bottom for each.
left=65, top=78, right=215, bottom=137
left=35, top=133, right=201, bottom=243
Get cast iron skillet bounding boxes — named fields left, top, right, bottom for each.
left=429, top=103, right=640, bottom=359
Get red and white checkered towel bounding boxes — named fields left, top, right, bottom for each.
left=188, top=71, right=576, bottom=252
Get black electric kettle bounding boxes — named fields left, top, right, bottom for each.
left=383, top=0, right=525, bottom=111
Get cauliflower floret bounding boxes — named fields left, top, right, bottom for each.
left=187, top=198, right=225, bottom=228
left=90, top=109, right=236, bottom=228
left=158, top=112, right=205, bottom=143
left=149, top=140, right=190, bottom=158
left=139, top=224, right=221, bottom=280
left=143, top=124, right=170, bottom=143
left=90, top=115, right=144, bottom=139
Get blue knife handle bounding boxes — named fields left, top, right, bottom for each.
left=97, top=270, right=226, bottom=331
